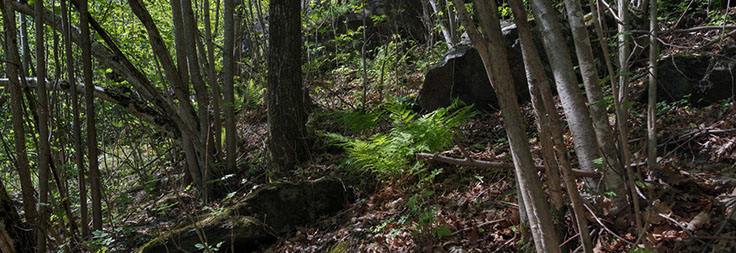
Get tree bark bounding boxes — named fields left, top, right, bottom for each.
left=2, top=0, right=39, bottom=235
left=0, top=179, right=33, bottom=253
left=426, top=0, right=457, bottom=48
left=562, top=0, right=628, bottom=211
left=224, top=0, right=237, bottom=171
left=508, top=2, right=593, bottom=250
left=34, top=0, right=50, bottom=250
left=60, top=0, right=89, bottom=236
left=170, top=0, right=208, bottom=193
left=507, top=0, right=565, bottom=245
left=452, top=0, right=560, bottom=252
left=79, top=0, right=103, bottom=231
left=529, top=0, right=602, bottom=189
left=647, top=0, right=659, bottom=179
left=204, top=0, right=223, bottom=159
left=19, top=0, right=32, bottom=77
left=618, top=0, right=631, bottom=126
left=268, top=0, right=309, bottom=174
left=181, top=0, right=216, bottom=200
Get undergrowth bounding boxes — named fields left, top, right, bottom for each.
left=321, top=100, right=474, bottom=181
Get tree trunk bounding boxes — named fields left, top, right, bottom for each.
left=181, top=0, right=216, bottom=200
left=224, top=0, right=237, bottom=171
left=647, top=0, right=659, bottom=177
left=203, top=0, right=223, bottom=159
left=507, top=0, right=567, bottom=245
left=170, top=0, right=206, bottom=193
left=452, top=0, right=560, bottom=251
left=618, top=0, right=631, bottom=127
left=61, top=0, right=89, bottom=237
left=34, top=0, right=50, bottom=250
left=80, top=0, right=103, bottom=231
left=508, top=1, right=594, bottom=251
left=267, top=0, right=309, bottom=174
left=0, top=179, right=33, bottom=253
left=562, top=0, right=628, bottom=211
left=529, top=0, right=602, bottom=189
left=2, top=0, right=39, bottom=234
left=426, top=0, right=457, bottom=48
left=19, top=0, right=33, bottom=77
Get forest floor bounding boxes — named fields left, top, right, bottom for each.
left=264, top=11, right=736, bottom=253
left=120, top=9, right=736, bottom=253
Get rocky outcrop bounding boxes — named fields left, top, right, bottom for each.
left=419, top=24, right=555, bottom=112
left=137, top=177, right=351, bottom=252
left=655, top=44, right=736, bottom=105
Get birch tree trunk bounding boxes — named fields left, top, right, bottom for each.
left=426, top=0, right=457, bottom=48
left=562, top=0, right=628, bottom=211
left=508, top=2, right=594, bottom=250
left=452, top=0, right=560, bottom=251
left=529, top=0, right=602, bottom=189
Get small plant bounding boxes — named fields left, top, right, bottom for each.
left=195, top=241, right=224, bottom=252
left=88, top=230, right=115, bottom=253
left=322, top=100, right=474, bottom=180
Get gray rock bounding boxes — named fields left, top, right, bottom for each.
left=418, top=24, right=555, bottom=112
left=656, top=44, right=736, bottom=105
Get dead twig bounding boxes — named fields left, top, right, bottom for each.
left=583, top=203, right=635, bottom=246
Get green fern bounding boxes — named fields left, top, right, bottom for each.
left=321, top=100, right=475, bottom=180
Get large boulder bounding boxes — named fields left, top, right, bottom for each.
left=419, top=24, right=554, bottom=112
left=655, top=44, right=736, bottom=105
left=137, top=177, right=351, bottom=252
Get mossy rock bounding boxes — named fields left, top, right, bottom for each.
left=137, top=177, right=351, bottom=252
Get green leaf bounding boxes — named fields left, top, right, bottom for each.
left=593, top=157, right=604, bottom=165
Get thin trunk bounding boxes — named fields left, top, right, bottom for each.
left=3, top=0, right=39, bottom=233
left=647, top=0, right=659, bottom=175
left=20, top=0, right=33, bottom=77
left=224, top=0, right=236, bottom=172
left=181, top=0, right=216, bottom=200
left=618, top=0, right=631, bottom=125
left=507, top=3, right=593, bottom=251
left=204, top=0, right=223, bottom=158
left=508, top=0, right=566, bottom=241
left=427, top=0, right=457, bottom=48
left=61, top=0, right=89, bottom=237
left=589, top=0, right=640, bottom=231
left=170, top=0, right=205, bottom=192
left=453, top=0, right=561, bottom=251
left=563, top=0, right=627, bottom=211
left=80, top=0, right=103, bottom=231
left=529, top=0, right=602, bottom=189
left=34, top=0, right=51, bottom=250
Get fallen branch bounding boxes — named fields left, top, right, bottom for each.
left=415, top=152, right=601, bottom=179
